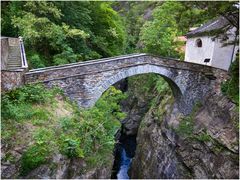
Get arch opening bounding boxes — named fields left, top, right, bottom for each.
left=101, top=72, right=180, bottom=179
left=89, top=64, right=183, bottom=107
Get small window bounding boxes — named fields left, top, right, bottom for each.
left=204, top=58, right=210, bottom=64
left=195, top=38, right=202, bottom=47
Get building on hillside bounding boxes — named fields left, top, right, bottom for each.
left=184, top=15, right=239, bottom=70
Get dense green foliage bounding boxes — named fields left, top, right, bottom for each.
left=140, top=2, right=183, bottom=57
left=113, top=1, right=160, bottom=53
left=1, top=1, right=126, bottom=69
left=2, top=1, right=237, bottom=68
left=21, top=140, right=51, bottom=175
left=1, top=84, right=57, bottom=121
left=221, top=54, right=239, bottom=105
left=116, top=1, right=238, bottom=58
left=127, top=73, right=173, bottom=117
left=1, top=85, right=126, bottom=175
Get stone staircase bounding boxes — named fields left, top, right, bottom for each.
left=6, top=45, right=22, bottom=70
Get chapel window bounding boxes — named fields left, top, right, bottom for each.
left=195, top=38, right=202, bottom=47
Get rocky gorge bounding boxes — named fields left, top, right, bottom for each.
left=1, top=74, right=239, bottom=179
left=114, top=74, right=239, bottom=179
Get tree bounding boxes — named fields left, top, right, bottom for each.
left=88, top=2, right=127, bottom=57
left=1, top=1, right=127, bottom=69
left=3, top=1, right=87, bottom=68
left=139, top=2, right=184, bottom=57
left=182, top=1, right=239, bottom=44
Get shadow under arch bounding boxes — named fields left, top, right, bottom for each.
left=89, top=64, right=183, bottom=107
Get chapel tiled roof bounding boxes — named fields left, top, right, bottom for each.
left=186, top=16, right=230, bottom=38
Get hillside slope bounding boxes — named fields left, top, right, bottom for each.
left=1, top=84, right=125, bottom=178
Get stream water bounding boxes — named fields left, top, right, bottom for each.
left=111, top=130, right=137, bottom=179
left=117, top=147, right=132, bottom=179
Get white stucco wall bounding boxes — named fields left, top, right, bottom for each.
left=184, top=27, right=238, bottom=70
left=211, top=28, right=238, bottom=70
left=184, top=36, right=215, bottom=66
left=211, top=39, right=236, bottom=70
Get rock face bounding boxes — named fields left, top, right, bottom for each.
left=27, top=155, right=113, bottom=179
left=111, top=77, right=152, bottom=178
left=120, top=91, right=151, bottom=136
left=1, top=152, right=113, bottom=179
left=130, top=91, right=239, bottom=179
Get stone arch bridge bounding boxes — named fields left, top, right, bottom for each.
left=25, top=53, right=226, bottom=115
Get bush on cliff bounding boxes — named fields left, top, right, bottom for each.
left=1, top=84, right=126, bottom=177
left=221, top=54, right=239, bottom=105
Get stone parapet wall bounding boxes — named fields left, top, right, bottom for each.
left=1, top=38, right=9, bottom=70
left=25, top=54, right=217, bottom=83
left=1, top=70, right=25, bottom=92
left=8, top=38, right=20, bottom=46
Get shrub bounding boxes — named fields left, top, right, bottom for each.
left=20, top=128, right=55, bottom=175
left=59, top=117, right=76, bottom=131
left=53, top=47, right=80, bottom=65
left=176, top=116, right=194, bottom=137
left=2, top=84, right=54, bottom=104
left=194, top=133, right=212, bottom=142
left=59, top=136, right=84, bottom=158
left=33, top=127, right=55, bottom=146
left=1, top=84, right=61, bottom=121
left=221, top=54, right=239, bottom=105
left=1, top=103, right=35, bottom=121
left=155, top=77, right=171, bottom=94
left=2, top=84, right=126, bottom=174
left=28, top=53, right=45, bottom=69
left=20, top=144, right=49, bottom=175
left=31, top=109, right=50, bottom=126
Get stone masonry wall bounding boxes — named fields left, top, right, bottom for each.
left=25, top=54, right=228, bottom=115
left=1, top=70, right=25, bottom=92
left=1, top=38, right=9, bottom=70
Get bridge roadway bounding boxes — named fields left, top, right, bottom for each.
left=25, top=53, right=226, bottom=114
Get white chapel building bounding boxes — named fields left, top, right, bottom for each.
left=184, top=15, right=238, bottom=70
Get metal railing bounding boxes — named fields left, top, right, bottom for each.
left=19, top=36, right=28, bottom=69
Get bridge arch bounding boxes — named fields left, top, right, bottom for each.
left=88, top=64, right=183, bottom=107
left=25, top=54, right=221, bottom=115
